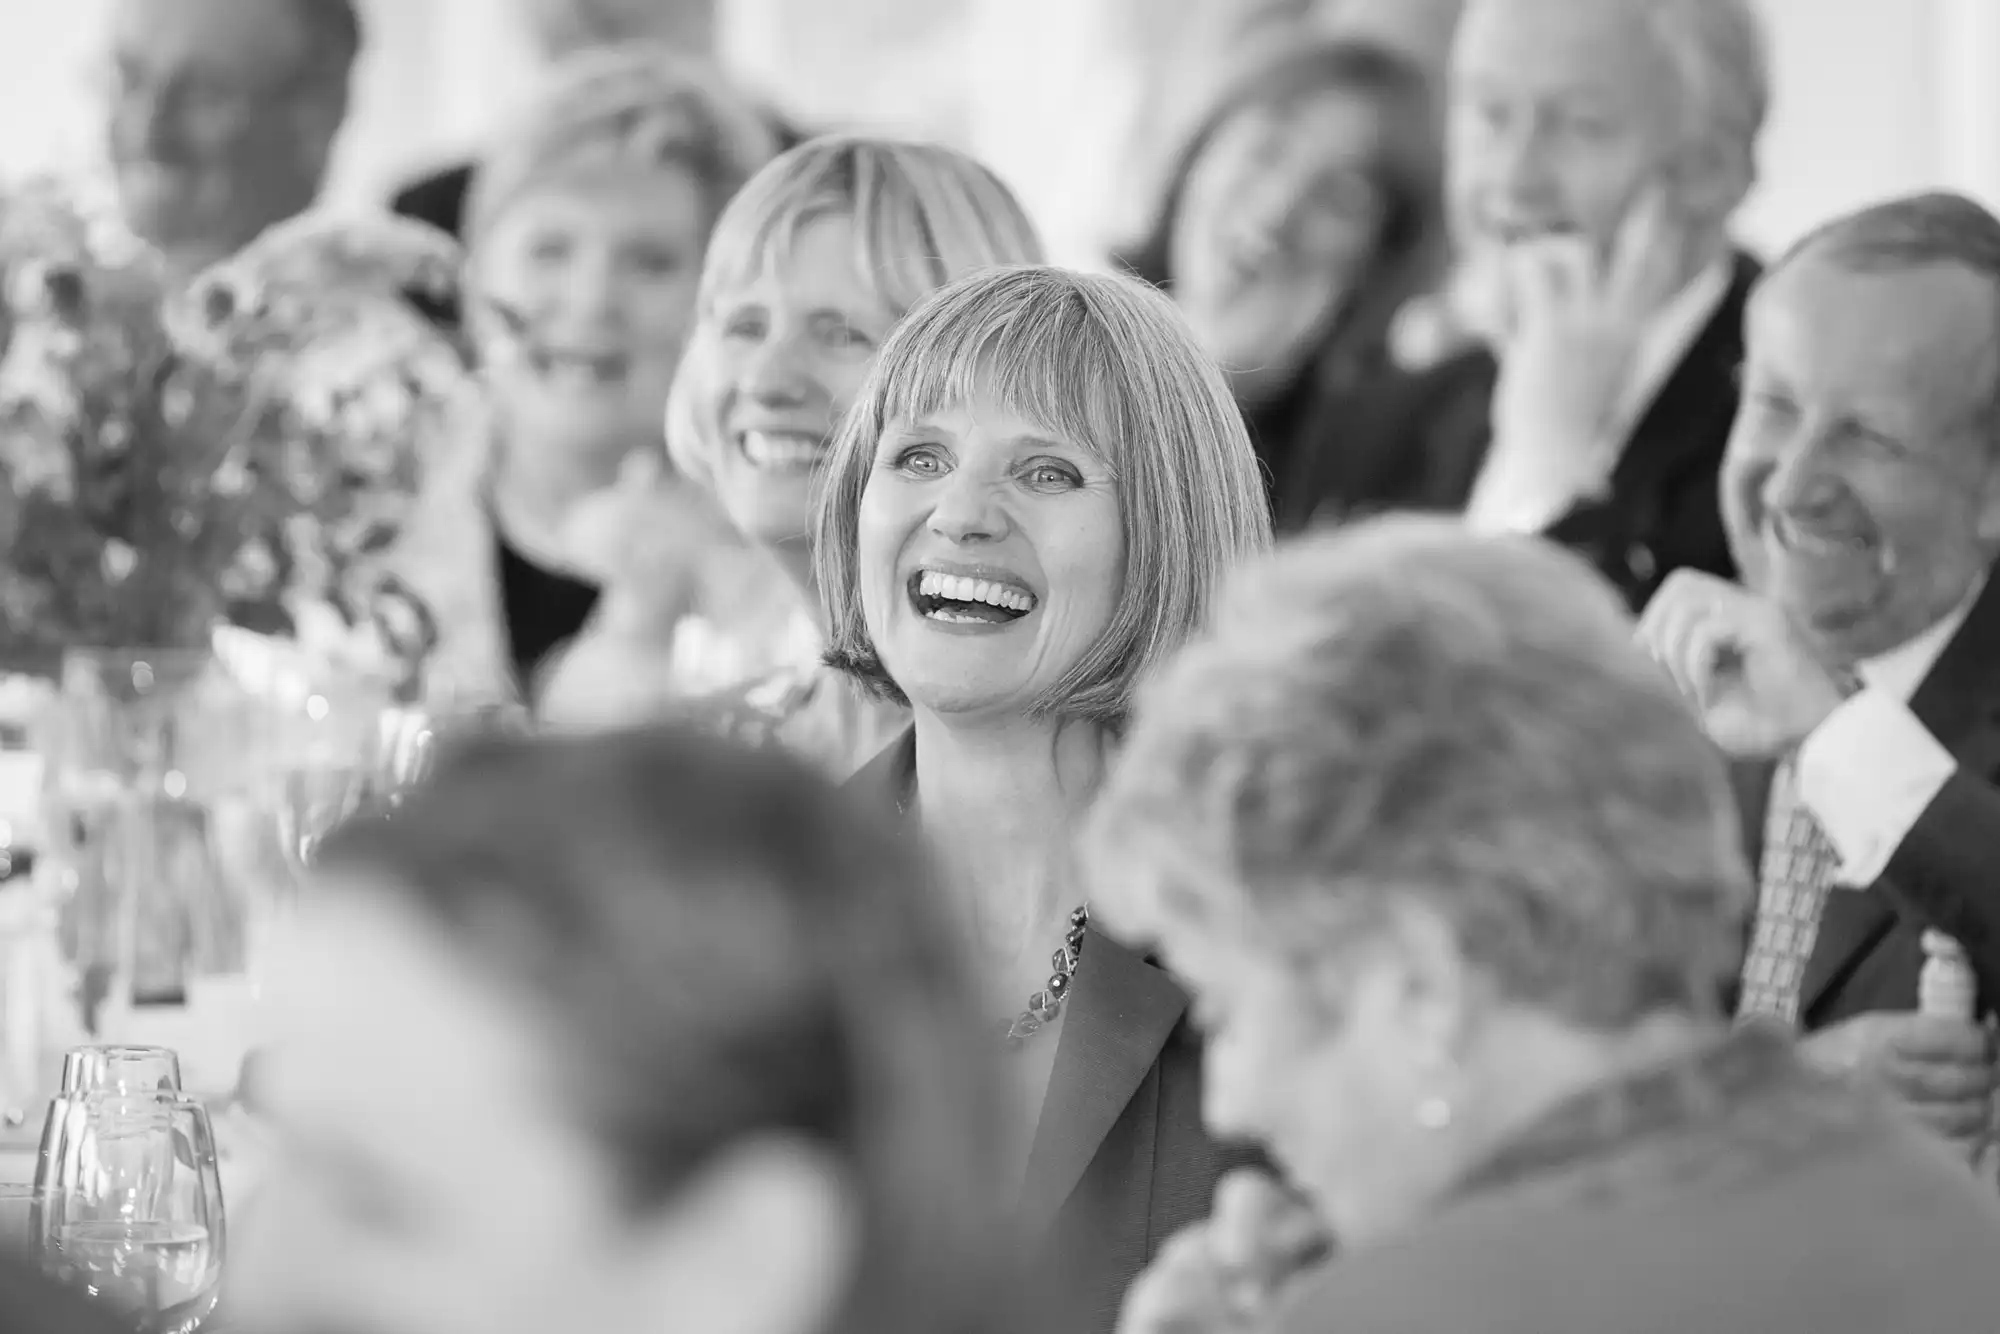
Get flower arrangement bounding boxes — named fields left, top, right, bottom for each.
left=0, top=178, right=477, bottom=697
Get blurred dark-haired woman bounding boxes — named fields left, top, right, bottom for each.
left=1117, top=36, right=1444, bottom=529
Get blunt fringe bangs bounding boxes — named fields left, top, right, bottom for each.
left=815, top=265, right=1272, bottom=724
left=665, top=137, right=1045, bottom=486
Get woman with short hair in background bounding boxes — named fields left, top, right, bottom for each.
left=816, top=264, right=1272, bottom=1332
left=394, top=45, right=777, bottom=712
left=232, top=724, right=1019, bottom=1334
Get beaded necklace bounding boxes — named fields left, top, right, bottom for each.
left=898, top=785, right=1088, bottom=1049
left=1002, top=905, right=1090, bottom=1049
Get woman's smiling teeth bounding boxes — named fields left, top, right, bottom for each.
left=910, top=569, right=1037, bottom=624
left=741, top=429, right=829, bottom=471
left=531, top=347, right=631, bottom=388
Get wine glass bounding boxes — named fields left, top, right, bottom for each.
left=35, top=1091, right=225, bottom=1333
left=61, top=1045, right=184, bottom=1095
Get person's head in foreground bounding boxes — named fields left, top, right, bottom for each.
left=815, top=265, right=1272, bottom=733
left=1445, top=0, right=1767, bottom=339
left=667, top=137, right=1046, bottom=557
left=232, top=727, right=1015, bottom=1334
left=1083, top=515, right=1752, bottom=1246
left=466, top=45, right=777, bottom=490
left=104, top=0, right=359, bottom=279
left=1723, top=191, right=2000, bottom=664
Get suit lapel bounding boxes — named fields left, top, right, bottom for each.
left=1799, top=572, right=2000, bottom=1017
left=844, top=726, right=917, bottom=813
left=849, top=734, right=1189, bottom=1230
left=1578, top=252, right=1759, bottom=534
left=1019, top=928, right=1189, bottom=1233
left=1731, top=759, right=1774, bottom=871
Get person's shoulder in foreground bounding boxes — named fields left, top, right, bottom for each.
left=1275, top=1081, right=2000, bottom=1334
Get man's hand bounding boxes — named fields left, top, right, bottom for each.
left=1486, top=185, right=1692, bottom=495
left=1116, top=1170, right=1332, bottom=1334
left=1803, top=1012, right=1997, bottom=1149
left=1636, top=569, right=1850, bottom=758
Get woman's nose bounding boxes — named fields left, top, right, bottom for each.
left=740, top=335, right=813, bottom=407
left=926, top=471, right=1008, bottom=544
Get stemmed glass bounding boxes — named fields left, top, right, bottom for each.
left=35, top=1090, right=226, bottom=1333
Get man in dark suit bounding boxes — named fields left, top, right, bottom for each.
left=1313, top=0, right=1768, bottom=612
left=391, top=0, right=801, bottom=242
left=1641, top=191, right=2000, bottom=1156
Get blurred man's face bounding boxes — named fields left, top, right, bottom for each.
left=1445, top=0, right=1712, bottom=335
left=106, top=0, right=350, bottom=271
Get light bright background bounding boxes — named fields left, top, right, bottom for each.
left=0, top=0, right=1991, bottom=267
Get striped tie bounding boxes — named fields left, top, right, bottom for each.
left=1736, top=758, right=1843, bottom=1026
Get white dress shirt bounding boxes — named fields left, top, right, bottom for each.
left=1798, top=582, right=1983, bottom=886
left=1467, top=258, right=1735, bottom=536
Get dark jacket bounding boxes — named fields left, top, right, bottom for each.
left=1730, top=566, right=2000, bottom=1027
left=1278, top=1023, right=2000, bottom=1334
left=1299, top=250, right=1762, bottom=612
left=846, top=730, right=1255, bottom=1334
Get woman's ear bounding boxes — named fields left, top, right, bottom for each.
left=1374, top=901, right=1478, bottom=1067
left=625, top=1137, right=859, bottom=1334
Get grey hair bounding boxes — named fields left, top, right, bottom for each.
left=1082, top=515, right=1752, bottom=1029
left=466, top=44, right=777, bottom=245
left=1643, top=0, right=1771, bottom=168
left=1774, top=191, right=2000, bottom=439
left=815, top=265, right=1273, bottom=725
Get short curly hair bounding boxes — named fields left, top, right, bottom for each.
left=1083, top=515, right=1752, bottom=1028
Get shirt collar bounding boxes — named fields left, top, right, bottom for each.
left=1856, top=576, right=1985, bottom=703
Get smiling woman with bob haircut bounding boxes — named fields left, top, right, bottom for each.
left=814, top=264, right=1272, bottom=1333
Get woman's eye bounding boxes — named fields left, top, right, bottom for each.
left=893, top=446, right=945, bottom=476
left=1023, top=462, right=1081, bottom=490
left=721, top=310, right=766, bottom=342
left=628, top=247, right=686, bottom=278
left=1748, top=389, right=1795, bottom=419
left=813, top=315, right=875, bottom=352
left=829, top=323, right=873, bottom=350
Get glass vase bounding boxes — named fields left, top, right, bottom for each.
left=36, top=649, right=253, bottom=1029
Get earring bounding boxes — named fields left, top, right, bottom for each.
left=1414, top=1094, right=1453, bottom=1131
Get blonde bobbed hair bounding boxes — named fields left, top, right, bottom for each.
left=814, top=265, right=1274, bottom=727
left=664, top=135, right=1047, bottom=489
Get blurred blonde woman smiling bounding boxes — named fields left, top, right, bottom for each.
left=395, top=44, right=776, bottom=711
left=540, top=137, right=1045, bottom=768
